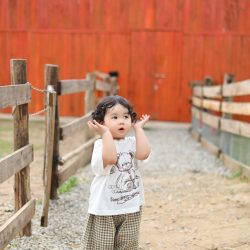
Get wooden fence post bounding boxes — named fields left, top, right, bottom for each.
left=41, top=86, right=56, bottom=227
left=219, top=73, right=235, bottom=157
left=109, top=71, right=119, bottom=95
left=11, top=59, right=31, bottom=236
left=85, top=73, right=95, bottom=113
left=85, top=73, right=95, bottom=139
left=222, top=73, right=235, bottom=119
left=44, top=64, right=59, bottom=199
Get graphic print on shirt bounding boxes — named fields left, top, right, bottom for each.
left=109, top=151, right=140, bottom=204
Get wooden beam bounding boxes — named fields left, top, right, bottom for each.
left=222, top=79, right=250, bottom=97
left=11, top=59, right=31, bottom=236
left=193, top=86, right=203, bottom=97
left=192, top=96, right=202, bottom=108
left=220, top=118, right=250, bottom=138
left=0, top=199, right=36, bottom=250
left=0, top=84, right=31, bottom=109
left=59, top=79, right=94, bottom=95
left=202, top=99, right=221, bottom=111
left=95, top=80, right=112, bottom=92
left=203, top=85, right=221, bottom=98
left=201, top=112, right=220, bottom=129
left=44, top=64, right=59, bottom=200
left=221, top=102, right=250, bottom=115
left=60, top=112, right=92, bottom=140
left=41, top=88, right=56, bottom=227
left=191, top=107, right=201, bottom=120
left=59, top=136, right=99, bottom=165
left=200, top=137, right=220, bottom=156
left=189, top=128, right=201, bottom=142
left=94, top=71, right=110, bottom=80
left=220, top=154, right=250, bottom=179
left=58, top=146, right=93, bottom=186
left=0, top=145, right=33, bottom=184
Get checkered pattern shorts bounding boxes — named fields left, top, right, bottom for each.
left=80, top=209, right=142, bottom=250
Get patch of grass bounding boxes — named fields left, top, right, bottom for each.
left=37, top=198, right=43, bottom=205
left=227, top=170, right=249, bottom=182
left=0, top=139, right=13, bottom=158
left=58, top=176, right=79, bottom=194
left=227, top=170, right=243, bottom=180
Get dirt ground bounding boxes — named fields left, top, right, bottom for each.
left=1, top=119, right=250, bottom=250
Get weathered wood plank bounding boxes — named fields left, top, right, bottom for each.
left=0, top=84, right=31, bottom=109
left=193, top=86, right=203, bottom=97
left=222, top=79, right=250, bottom=97
left=85, top=73, right=96, bottom=140
left=41, top=89, right=56, bottom=227
left=189, top=128, right=201, bottom=142
left=200, top=137, right=220, bottom=156
left=191, top=107, right=201, bottom=120
left=59, top=135, right=99, bottom=165
left=201, top=112, right=220, bottom=129
left=94, top=71, right=110, bottom=80
left=203, top=99, right=221, bottom=111
left=58, top=146, right=93, bottom=186
left=220, top=118, right=250, bottom=138
left=192, top=96, right=202, bottom=108
left=60, top=112, right=92, bottom=140
left=220, top=153, right=250, bottom=179
left=203, top=85, right=221, bottom=98
left=0, top=144, right=33, bottom=184
left=221, top=102, right=250, bottom=115
left=59, top=79, right=94, bottom=95
left=0, top=199, right=35, bottom=250
left=44, top=64, right=59, bottom=200
left=11, top=59, right=31, bottom=236
left=95, top=79, right=112, bottom=92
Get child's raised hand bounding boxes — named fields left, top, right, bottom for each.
left=133, top=114, right=150, bottom=129
left=88, top=120, right=109, bottom=136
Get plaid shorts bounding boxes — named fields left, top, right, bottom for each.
left=81, top=209, right=142, bottom=250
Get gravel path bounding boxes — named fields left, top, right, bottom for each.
left=6, top=123, right=231, bottom=250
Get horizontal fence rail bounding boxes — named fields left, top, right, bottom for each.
left=190, top=74, right=250, bottom=179
left=0, top=84, right=31, bottom=109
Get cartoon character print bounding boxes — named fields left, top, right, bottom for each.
left=109, top=151, right=139, bottom=195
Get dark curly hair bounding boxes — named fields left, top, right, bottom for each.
left=91, top=95, right=137, bottom=123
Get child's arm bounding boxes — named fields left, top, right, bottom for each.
left=133, top=114, right=151, bottom=160
left=88, top=120, right=117, bottom=167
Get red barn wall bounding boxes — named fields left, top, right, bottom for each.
left=1, top=0, right=250, bottom=121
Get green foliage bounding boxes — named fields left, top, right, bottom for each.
left=0, top=139, right=13, bottom=158
left=228, top=170, right=243, bottom=179
left=227, top=169, right=249, bottom=183
left=58, top=176, right=79, bottom=194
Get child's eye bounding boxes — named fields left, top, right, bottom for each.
left=124, top=115, right=129, bottom=119
left=112, top=116, right=118, bottom=119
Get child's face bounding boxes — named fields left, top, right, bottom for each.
left=104, top=104, right=132, bottom=139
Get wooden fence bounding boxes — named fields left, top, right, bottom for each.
left=190, top=74, right=250, bottom=179
left=41, top=66, right=118, bottom=226
left=0, top=60, right=36, bottom=250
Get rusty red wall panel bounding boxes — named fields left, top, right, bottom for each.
left=180, top=35, right=205, bottom=121
left=185, top=0, right=250, bottom=34
left=155, top=0, right=184, bottom=30
left=1, top=0, right=250, bottom=121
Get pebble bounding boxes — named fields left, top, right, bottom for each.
left=6, top=126, right=231, bottom=250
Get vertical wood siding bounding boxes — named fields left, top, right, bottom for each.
left=0, top=0, right=250, bottom=121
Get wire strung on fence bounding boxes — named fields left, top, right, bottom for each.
left=11, top=83, right=55, bottom=117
